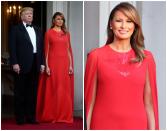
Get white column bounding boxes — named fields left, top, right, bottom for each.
left=46, top=1, right=68, bottom=30
left=52, top=1, right=68, bottom=22
left=84, top=1, right=99, bottom=55
left=46, top=1, right=53, bottom=30
left=68, top=1, right=83, bottom=117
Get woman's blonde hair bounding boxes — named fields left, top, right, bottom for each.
left=106, top=2, right=145, bottom=62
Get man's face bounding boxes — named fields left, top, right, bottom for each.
left=21, top=10, right=33, bottom=24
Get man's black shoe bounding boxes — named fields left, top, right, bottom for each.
left=26, top=119, right=39, bottom=124
left=16, top=119, right=25, bottom=125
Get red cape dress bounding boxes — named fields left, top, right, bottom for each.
left=36, top=29, right=74, bottom=123
left=84, top=45, right=159, bottom=129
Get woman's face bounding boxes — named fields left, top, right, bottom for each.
left=111, top=11, right=135, bottom=40
left=54, top=15, right=64, bottom=27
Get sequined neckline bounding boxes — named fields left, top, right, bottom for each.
left=51, top=29, right=63, bottom=33
left=107, top=45, right=133, bottom=54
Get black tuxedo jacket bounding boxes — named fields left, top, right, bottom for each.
left=9, top=23, right=45, bottom=73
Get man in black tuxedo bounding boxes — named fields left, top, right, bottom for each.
left=9, top=7, right=45, bottom=125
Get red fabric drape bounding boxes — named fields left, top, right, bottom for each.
left=146, top=51, right=159, bottom=129
left=67, top=32, right=74, bottom=111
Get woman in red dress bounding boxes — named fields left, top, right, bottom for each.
left=36, top=12, right=74, bottom=123
left=85, top=2, right=159, bottom=130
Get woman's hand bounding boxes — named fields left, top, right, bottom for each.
left=46, top=66, right=51, bottom=76
left=69, top=65, right=73, bottom=75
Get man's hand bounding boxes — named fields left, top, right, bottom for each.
left=40, top=65, right=45, bottom=73
left=13, top=64, right=20, bottom=74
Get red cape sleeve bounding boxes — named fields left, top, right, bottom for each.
left=67, top=32, right=74, bottom=110
left=146, top=51, right=159, bottom=129
left=84, top=50, right=98, bottom=119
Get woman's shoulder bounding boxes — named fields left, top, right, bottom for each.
left=88, top=45, right=107, bottom=56
left=143, top=49, right=155, bottom=60
left=86, top=46, right=106, bottom=62
left=66, top=31, right=70, bottom=38
left=66, top=31, right=70, bottom=35
left=144, top=49, right=153, bottom=56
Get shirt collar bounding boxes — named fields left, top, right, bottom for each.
left=23, top=21, right=32, bottom=28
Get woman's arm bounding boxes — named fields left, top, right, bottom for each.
left=67, top=33, right=73, bottom=74
left=86, top=74, right=97, bottom=130
left=67, top=48, right=73, bottom=74
left=45, top=43, right=50, bottom=75
left=144, top=69, right=155, bottom=130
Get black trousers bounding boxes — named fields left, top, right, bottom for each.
left=14, top=54, right=39, bottom=121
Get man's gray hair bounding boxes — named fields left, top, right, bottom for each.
left=20, top=7, right=33, bottom=15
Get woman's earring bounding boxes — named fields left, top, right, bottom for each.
left=110, top=26, right=112, bottom=30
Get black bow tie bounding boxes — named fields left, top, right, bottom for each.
left=26, top=24, right=33, bottom=27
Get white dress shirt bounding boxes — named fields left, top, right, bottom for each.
left=23, top=22, right=37, bottom=53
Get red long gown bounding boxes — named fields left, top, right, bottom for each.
left=36, top=29, right=74, bottom=123
left=84, top=45, right=159, bottom=130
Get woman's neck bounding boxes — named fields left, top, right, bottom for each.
left=53, top=26, right=61, bottom=31
left=111, top=38, right=131, bottom=52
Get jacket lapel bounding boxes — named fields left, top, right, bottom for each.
left=18, top=23, right=32, bottom=44
left=33, top=26, right=39, bottom=51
